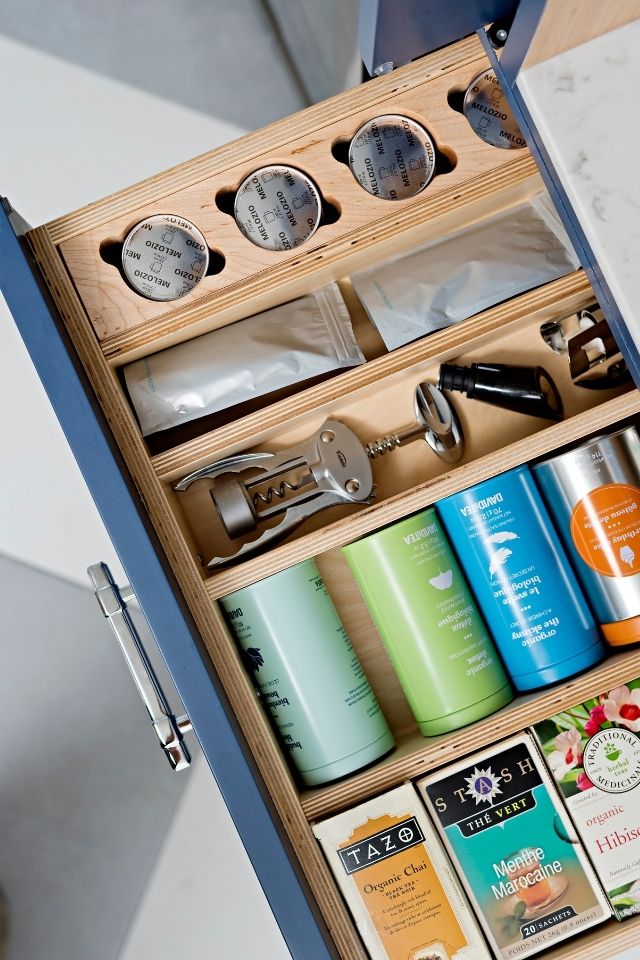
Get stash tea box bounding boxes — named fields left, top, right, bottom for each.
left=418, top=734, right=610, bottom=959
left=313, top=783, right=491, bottom=960
left=533, top=678, right=640, bottom=920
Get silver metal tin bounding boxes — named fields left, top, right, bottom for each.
left=348, top=114, right=436, bottom=200
left=233, top=165, right=322, bottom=251
left=463, top=68, right=526, bottom=150
left=121, top=214, right=209, bottom=301
left=534, top=426, right=640, bottom=625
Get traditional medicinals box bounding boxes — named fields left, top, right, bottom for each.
left=417, top=734, right=610, bottom=959
left=313, top=783, right=491, bottom=960
left=532, top=678, right=640, bottom=920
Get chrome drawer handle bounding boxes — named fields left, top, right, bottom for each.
left=88, top=562, right=192, bottom=771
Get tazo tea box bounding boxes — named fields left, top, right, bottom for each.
left=418, top=734, right=610, bottom=959
left=533, top=678, right=640, bottom=919
left=313, top=784, right=491, bottom=960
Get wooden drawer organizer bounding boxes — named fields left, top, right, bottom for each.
left=28, top=33, right=640, bottom=960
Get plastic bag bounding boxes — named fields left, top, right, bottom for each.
left=124, top=284, right=364, bottom=436
left=351, top=192, right=581, bottom=350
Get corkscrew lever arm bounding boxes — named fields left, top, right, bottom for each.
left=174, top=451, right=276, bottom=491
left=175, top=420, right=375, bottom=568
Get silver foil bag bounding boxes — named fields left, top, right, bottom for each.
left=124, top=284, right=364, bottom=436
left=351, top=192, right=581, bottom=350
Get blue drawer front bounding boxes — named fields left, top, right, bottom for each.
left=0, top=200, right=334, bottom=960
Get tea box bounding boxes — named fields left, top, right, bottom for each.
left=418, top=734, right=610, bottom=959
left=313, top=783, right=491, bottom=960
left=533, top=678, right=640, bottom=919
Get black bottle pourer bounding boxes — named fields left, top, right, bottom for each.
left=438, top=362, right=564, bottom=421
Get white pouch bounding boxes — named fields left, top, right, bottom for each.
left=351, top=192, right=581, bottom=350
left=124, top=284, right=364, bottom=436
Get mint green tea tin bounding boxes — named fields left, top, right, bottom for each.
left=343, top=508, right=513, bottom=736
left=220, top=558, right=394, bottom=786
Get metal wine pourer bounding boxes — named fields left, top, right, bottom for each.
left=540, top=304, right=631, bottom=390
left=175, top=382, right=463, bottom=567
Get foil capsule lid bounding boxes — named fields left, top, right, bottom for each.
left=463, top=68, right=527, bottom=150
left=121, top=214, right=209, bottom=302
left=348, top=114, right=436, bottom=200
left=234, top=165, right=322, bottom=251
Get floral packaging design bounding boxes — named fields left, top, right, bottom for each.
left=532, top=678, right=640, bottom=919
left=418, top=734, right=610, bottom=959
left=313, top=783, right=492, bottom=960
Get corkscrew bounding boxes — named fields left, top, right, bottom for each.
left=175, top=382, right=463, bottom=566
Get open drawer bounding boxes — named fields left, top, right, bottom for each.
left=3, top=29, right=640, bottom=960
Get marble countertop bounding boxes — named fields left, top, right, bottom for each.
left=517, top=19, right=640, bottom=363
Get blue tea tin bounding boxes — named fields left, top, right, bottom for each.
left=437, top=465, right=604, bottom=691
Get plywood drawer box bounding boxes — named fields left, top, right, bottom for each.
left=2, top=29, right=640, bottom=960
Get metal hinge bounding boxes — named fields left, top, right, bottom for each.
left=88, top=562, right=192, bottom=771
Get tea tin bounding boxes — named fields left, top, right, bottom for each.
left=343, top=508, right=512, bottom=736
left=437, top=465, right=604, bottom=691
left=220, top=558, right=393, bottom=786
left=534, top=426, right=640, bottom=647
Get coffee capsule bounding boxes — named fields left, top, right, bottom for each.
left=463, top=68, right=526, bottom=149
left=348, top=114, right=436, bottom=200
left=121, top=214, right=209, bottom=301
left=233, top=164, right=322, bottom=251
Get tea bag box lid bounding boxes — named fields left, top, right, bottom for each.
left=313, top=782, right=437, bottom=843
left=416, top=732, right=564, bottom=793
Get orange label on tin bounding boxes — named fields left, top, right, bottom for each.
left=338, top=811, right=467, bottom=959
left=570, top=483, right=640, bottom=577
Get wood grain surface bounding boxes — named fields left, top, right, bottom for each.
left=26, top=31, right=640, bottom=956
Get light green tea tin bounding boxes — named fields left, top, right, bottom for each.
left=343, top=508, right=513, bottom=736
left=220, top=558, right=394, bottom=786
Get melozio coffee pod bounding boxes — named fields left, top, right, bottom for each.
left=463, top=68, right=527, bottom=150
left=233, top=164, right=322, bottom=251
left=348, top=114, right=436, bottom=200
left=121, top=214, right=209, bottom=301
